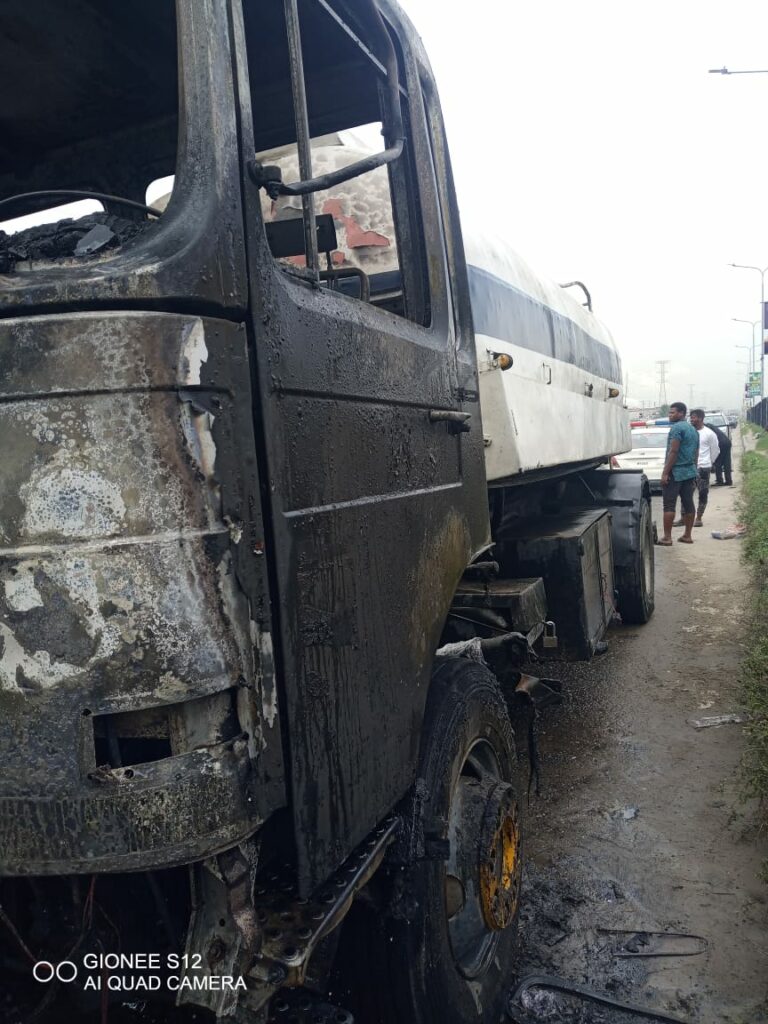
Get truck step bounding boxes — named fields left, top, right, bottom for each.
left=244, top=816, right=399, bottom=1011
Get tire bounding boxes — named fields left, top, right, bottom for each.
left=335, top=657, right=523, bottom=1024
left=616, top=497, right=655, bottom=624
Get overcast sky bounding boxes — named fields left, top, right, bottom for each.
left=399, top=0, right=768, bottom=410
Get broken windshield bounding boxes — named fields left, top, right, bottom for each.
left=0, top=0, right=178, bottom=271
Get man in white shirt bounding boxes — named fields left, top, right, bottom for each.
left=688, top=408, right=720, bottom=527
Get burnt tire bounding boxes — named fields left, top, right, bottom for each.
left=336, top=657, right=523, bottom=1024
left=616, top=496, right=655, bottom=624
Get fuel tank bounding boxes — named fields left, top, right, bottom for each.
left=0, top=311, right=283, bottom=875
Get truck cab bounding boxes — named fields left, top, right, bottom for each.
left=0, top=2, right=502, bottom=1020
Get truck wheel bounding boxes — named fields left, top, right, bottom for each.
left=340, top=657, right=523, bottom=1023
left=616, top=497, right=655, bottom=624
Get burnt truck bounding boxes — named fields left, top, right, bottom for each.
left=0, top=1, right=654, bottom=1022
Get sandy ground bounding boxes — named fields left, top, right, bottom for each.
left=513, top=430, right=768, bottom=1023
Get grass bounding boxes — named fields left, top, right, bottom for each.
left=740, top=449, right=768, bottom=831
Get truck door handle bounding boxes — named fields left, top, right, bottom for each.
left=428, top=410, right=472, bottom=433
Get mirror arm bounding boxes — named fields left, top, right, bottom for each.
left=274, top=140, right=404, bottom=197
left=251, top=0, right=405, bottom=200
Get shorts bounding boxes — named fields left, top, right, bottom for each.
left=662, top=476, right=696, bottom=515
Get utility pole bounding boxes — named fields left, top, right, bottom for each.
left=656, top=360, right=670, bottom=409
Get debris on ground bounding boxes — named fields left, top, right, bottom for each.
left=598, top=929, right=708, bottom=959
left=710, top=524, right=746, bottom=539
left=689, top=713, right=749, bottom=729
left=507, top=974, right=692, bottom=1024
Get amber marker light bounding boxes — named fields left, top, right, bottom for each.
left=492, top=353, right=514, bottom=370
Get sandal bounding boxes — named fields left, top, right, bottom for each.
left=678, top=536, right=693, bottom=544
left=657, top=538, right=673, bottom=546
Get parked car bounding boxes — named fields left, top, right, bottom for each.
left=704, top=410, right=731, bottom=438
left=613, top=420, right=671, bottom=491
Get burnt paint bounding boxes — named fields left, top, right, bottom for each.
left=233, top=0, right=490, bottom=892
left=0, top=0, right=491, bottom=907
left=0, top=311, right=284, bottom=874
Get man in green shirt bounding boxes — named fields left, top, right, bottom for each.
left=659, top=401, right=699, bottom=546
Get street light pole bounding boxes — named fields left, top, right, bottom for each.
left=734, top=344, right=751, bottom=373
left=732, top=317, right=759, bottom=375
left=729, top=264, right=767, bottom=401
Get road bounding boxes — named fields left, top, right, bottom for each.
left=513, top=432, right=768, bottom=1023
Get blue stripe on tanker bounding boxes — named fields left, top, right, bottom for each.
left=467, top=264, right=622, bottom=384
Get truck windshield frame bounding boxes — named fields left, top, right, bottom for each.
left=0, top=0, right=248, bottom=315
left=0, top=1, right=178, bottom=237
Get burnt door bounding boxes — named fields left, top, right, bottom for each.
left=234, top=0, right=487, bottom=890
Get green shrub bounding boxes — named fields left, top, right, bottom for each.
left=742, top=452, right=768, bottom=564
left=741, top=449, right=768, bottom=815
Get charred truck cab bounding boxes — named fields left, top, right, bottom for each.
left=0, top=2, right=652, bottom=1022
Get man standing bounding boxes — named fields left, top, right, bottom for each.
left=687, top=409, right=719, bottom=528
left=707, top=421, right=733, bottom=486
left=659, top=401, right=699, bottom=546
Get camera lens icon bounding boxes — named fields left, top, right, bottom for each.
left=33, top=961, right=78, bottom=984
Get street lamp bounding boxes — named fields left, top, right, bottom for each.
left=729, top=264, right=768, bottom=400
left=732, top=317, right=760, bottom=374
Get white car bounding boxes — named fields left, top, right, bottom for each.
left=613, top=421, right=671, bottom=490
left=704, top=410, right=731, bottom=438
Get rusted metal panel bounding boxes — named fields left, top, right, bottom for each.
left=0, top=311, right=284, bottom=874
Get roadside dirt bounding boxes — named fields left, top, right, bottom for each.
left=512, top=430, right=768, bottom=1023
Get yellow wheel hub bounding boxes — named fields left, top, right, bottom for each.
left=479, top=786, right=521, bottom=931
